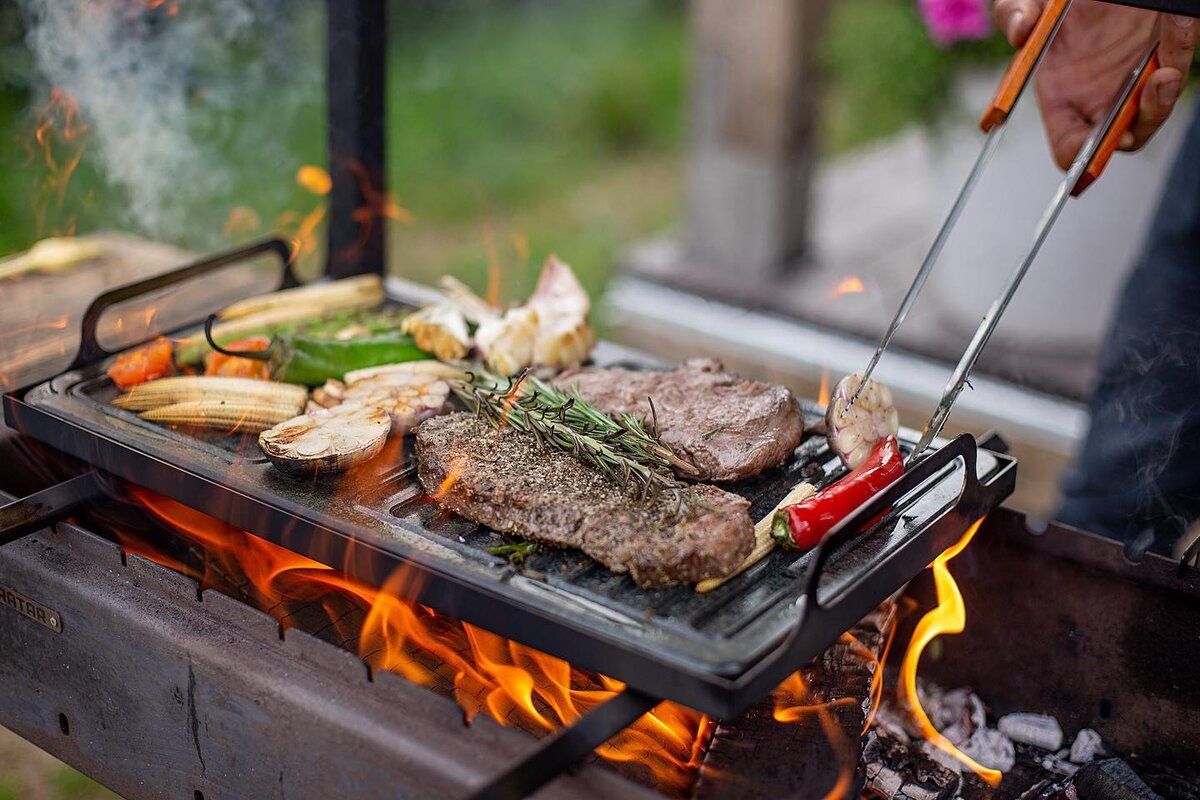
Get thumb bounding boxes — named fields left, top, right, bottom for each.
left=993, top=0, right=1046, bottom=46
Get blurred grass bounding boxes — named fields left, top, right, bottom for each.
left=0, top=728, right=117, bottom=800
left=383, top=0, right=687, bottom=305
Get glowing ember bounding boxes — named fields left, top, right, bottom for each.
left=122, top=487, right=709, bottom=793
left=298, top=165, right=332, bottom=196
left=828, top=276, right=866, bottom=301
left=898, top=517, right=1002, bottom=786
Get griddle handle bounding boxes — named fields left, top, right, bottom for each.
left=799, top=433, right=982, bottom=613
left=71, top=238, right=296, bottom=370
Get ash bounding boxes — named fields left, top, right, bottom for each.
left=863, top=679, right=1118, bottom=800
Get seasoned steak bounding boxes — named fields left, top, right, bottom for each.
left=415, top=413, right=754, bottom=587
left=554, top=359, right=805, bottom=482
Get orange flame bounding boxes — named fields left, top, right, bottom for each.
left=122, top=487, right=709, bottom=792
left=297, top=165, right=332, bottom=196
left=817, top=369, right=831, bottom=408
left=828, top=276, right=865, bottom=301
left=282, top=165, right=331, bottom=263
left=772, top=670, right=856, bottom=799
left=30, top=88, right=89, bottom=236
left=429, top=463, right=461, bottom=502
left=222, top=206, right=262, bottom=239
left=340, top=158, right=413, bottom=262
left=898, top=517, right=1002, bottom=786
left=481, top=216, right=502, bottom=308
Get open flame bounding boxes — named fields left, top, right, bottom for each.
left=30, top=87, right=89, bottom=236
left=772, top=669, right=856, bottom=799
left=898, top=517, right=1002, bottom=786
left=828, top=276, right=866, bottom=301
left=283, top=164, right=331, bottom=264
left=338, top=158, right=413, bottom=265
left=121, top=486, right=709, bottom=793
left=817, top=368, right=831, bottom=408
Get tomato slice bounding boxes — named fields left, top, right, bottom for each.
left=204, top=336, right=271, bottom=379
left=107, top=339, right=176, bottom=389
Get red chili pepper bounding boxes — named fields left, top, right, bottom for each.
left=772, top=436, right=904, bottom=551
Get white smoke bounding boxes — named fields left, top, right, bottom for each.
left=16, top=0, right=322, bottom=245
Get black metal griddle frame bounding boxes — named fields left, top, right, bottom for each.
left=1, top=238, right=1019, bottom=799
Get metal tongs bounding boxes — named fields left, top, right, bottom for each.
left=844, top=0, right=1161, bottom=464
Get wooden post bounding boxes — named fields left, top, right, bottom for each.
left=681, top=0, right=831, bottom=296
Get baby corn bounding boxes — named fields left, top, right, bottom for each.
left=695, top=481, right=816, bottom=593
left=217, top=274, right=383, bottom=321
left=113, top=376, right=308, bottom=412
left=140, top=399, right=303, bottom=434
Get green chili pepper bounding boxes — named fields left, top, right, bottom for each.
left=204, top=315, right=429, bottom=385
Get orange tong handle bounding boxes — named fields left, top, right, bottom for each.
left=980, top=0, right=1072, bottom=132
left=1072, top=49, right=1160, bottom=197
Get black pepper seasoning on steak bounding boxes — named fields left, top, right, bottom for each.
left=553, top=359, right=805, bottom=482
left=415, top=413, right=754, bottom=587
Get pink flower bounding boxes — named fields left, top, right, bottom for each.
left=918, top=0, right=993, bottom=46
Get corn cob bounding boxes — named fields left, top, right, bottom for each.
left=217, top=274, right=384, bottom=321
left=695, top=482, right=816, bottom=593
left=0, top=237, right=105, bottom=281
left=139, top=399, right=304, bottom=434
left=113, top=376, right=308, bottom=412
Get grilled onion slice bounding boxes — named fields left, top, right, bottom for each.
left=826, top=371, right=899, bottom=469
left=341, top=376, right=450, bottom=434
left=258, top=404, right=390, bottom=475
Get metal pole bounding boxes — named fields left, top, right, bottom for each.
left=325, top=0, right=388, bottom=278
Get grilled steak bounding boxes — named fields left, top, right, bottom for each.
left=415, top=413, right=754, bottom=587
left=554, top=359, right=805, bottom=482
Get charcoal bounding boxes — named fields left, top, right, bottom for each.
left=1000, top=713, right=1065, bottom=752
left=863, top=731, right=961, bottom=800
left=1074, top=759, right=1164, bottom=800
left=1126, top=758, right=1200, bottom=800
left=691, top=602, right=897, bottom=799
left=1036, top=748, right=1080, bottom=778
left=1018, top=777, right=1074, bottom=800
left=1070, top=729, right=1106, bottom=764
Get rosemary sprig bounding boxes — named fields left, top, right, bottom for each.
left=522, top=373, right=700, bottom=478
left=451, top=369, right=690, bottom=511
left=486, top=540, right=539, bottom=564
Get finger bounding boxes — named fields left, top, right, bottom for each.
left=993, top=0, right=1045, bottom=46
left=1042, top=105, right=1092, bottom=170
left=1123, top=67, right=1185, bottom=151
left=1158, top=13, right=1198, bottom=78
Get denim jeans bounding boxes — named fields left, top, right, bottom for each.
left=1058, top=101, right=1200, bottom=558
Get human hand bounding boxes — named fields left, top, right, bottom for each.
left=993, top=0, right=1196, bottom=169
